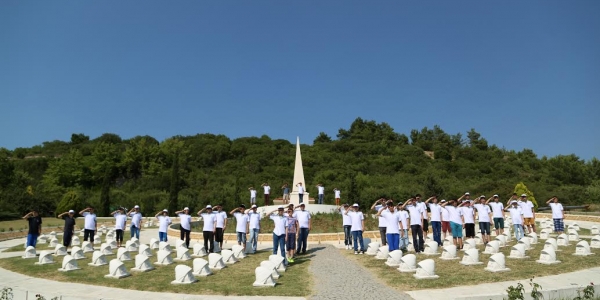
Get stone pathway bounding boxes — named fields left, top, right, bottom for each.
left=308, top=245, right=412, bottom=300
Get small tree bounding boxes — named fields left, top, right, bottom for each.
left=513, top=182, right=538, bottom=209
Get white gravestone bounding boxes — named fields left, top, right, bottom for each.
left=105, top=259, right=131, bottom=279
left=483, top=241, right=500, bottom=255
left=131, top=254, right=155, bottom=272
left=221, top=249, right=239, bottom=265
left=557, top=234, right=570, bottom=246
left=81, top=241, right=94, bottom=253
left=176, top=239, right=186, bottom=249
left=125, top=240, right=138, bottom=252
left=107, top=240, right=117, bottom=250
left=37, top=235, right=48, bottom=244
left=100, top=243, right=113, bottom=256
left=48, top=238, right=59, bottom=248
left=260, top=260, right=280, bottom=279
left=139, top=244, right=154, bottom=257
left=70, top=246, right=86, bottom=260
left=536, top=247, right=561, bottom=265
left=117, top=248, right=132, bottom=261
left=527, top=232, right=538, bottom=244
left=485, top=253, right=510, bottom=272
left=568, top=231, right=580, bottom=242
left=462, top=239, right=477, bottom=251
left=508, top=244, right=529, bottom=259
left=88, top=251, right=108, bottom=266
left=71, top=235, right=81, bottom=246
left=192, top=243, right=207, bottom=257
left=192, top=258, right=212, bottom=276
left=460, top=249, right=483, bottom=266
left=518, top=237, right=532, bottom=251
left=35, top=250, right=54, bottom=265
left=495, top=235, right=507, bottom=248
left=440, top=245, right=459, bottom=260
left=397, top=254, right=417, bottom=272
left=58, top=255, right=80, bottom=272
left=591, top=235, right=600, bottom=249
left=253, top=266, right=276, bottom=287
left=149, top=238, right=159, bottom=250
left=413, top=259, right=439, bottom=279
left=366, top=242, right=380, bottom=255
left=424, top=241, right=439, bottom=256
left=159, top=241, right=172, bottom=253
left=54, top=244, right=68, bottom=256
left=375, top=246, right=389, bottom=260
left=208, top=253, right=226, bottom=270
left=269, top=255, right=286, bottom=272
left=93, top=237, right=101, bottom=245
left=232, top=245, right=246, bottom=259
left=22, top=246, right=36, bottom=259
left=385, top=250, right=403, bottom=267
left=591, top=226, right=599, bottom=235
left=544, top=238, right=559, bottom=252
left=171, top=265, right=197, bottom=284
left=474, top=234, right=484, bottom=245
left=155, top=250, right=174, bottom=266
left=540, top=229, right=550, bottom=240
left=574, top=241, right=594, bottom=256
left=174, top=246, right=192, bottom=262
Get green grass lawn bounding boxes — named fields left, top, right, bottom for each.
left=0, top=219, right=65, bottom=232
left=345, top=238, right=600, bottom=291
left=0, top=249, right=311, bottom=297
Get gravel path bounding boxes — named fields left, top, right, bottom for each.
left=308, top=245, right=412, bottom=300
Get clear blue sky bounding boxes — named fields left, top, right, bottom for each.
left=1, top=1, right=599, bottom=160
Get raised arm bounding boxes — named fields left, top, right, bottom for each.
left=371, top=198, right=383, bottom=210
left=78, top=208, right=89, bottom=215
left=57, top=211, right=69, bottom=218
left=197, top=208, right=206, bottom=216
left=545, top=197, right=555, bottom=204
left=229, top=208, right=240, bottom=215
left=376, top=207, right=386, bottom=217
left=424, top=196, right=435, bottom=204
left=457, top=194, right=467, bottom=202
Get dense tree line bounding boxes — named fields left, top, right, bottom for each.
left=0, top=118, right=598, bottom=219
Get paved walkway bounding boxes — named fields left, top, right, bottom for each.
left=309, top=245, right=411, bottom=300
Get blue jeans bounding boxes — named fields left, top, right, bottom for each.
left=26, top=233, right=38, bottom=248
left=387, top=233, right=399, bottom=251
left=352, top=231, right=365, bottom=251
left=130, top=225, right=140, bottom=239
left=273, top=233, right=286, bottom=262
left=431, top=221, right=442, bottom=246
left=159, top=231, right=168, bottom=242
left=343, top=225, right=352, bottom=246
left=297, top=228, right=309, bottom=253
left=318, top=194, right=324, bottom=204
left=513, top=224, right=524, bottom=241
left=299, top=193, right=304, bottom=203
left=400, top=229, right=409, bottom=249
left=249, top=228, right=259, bottom=251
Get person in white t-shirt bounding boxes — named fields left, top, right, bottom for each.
left=246, top=204, right=261, bottom=252
left=415, top=194, right=429, bottom=238
left=294, top=203, right=311, bottom=254
left=214, top=204, right=228, bottom=250
left=473, top=196, right=492, bottom=245
left=344, top=203, right=366, bottom=254
left=230, top=204, right=249, bottom=251
left=296, top=182, right=305, bottom=204
left=519, top=194, right=536, bottom=233
left=175, top=207, right=192, bottom=248
left=128, top=205, right=143, bottom=239
left=425, top=196, right=443, bottom=246
left=402, top=197, right=425, bottom=253
left=505, top=201, right=524, bottom=241
left=546, top=196, right=564, bottom=234
left=261, top=183, right=271, bottom=206
left=154, top=209, right=171, bottom=242
left=486, top=194, right=505, bottom=236
left=441, top=200, right=464, bottom=249
left=79, top=207, right=97, bottom=245
left=248, top=187, right=257, bottom=206
left=333, top=188, right=341, bottom=206
left=397, top=203, right=410, bottom=251
left=371, top=198, right=388, bottom=246
left=111, top=208, right=128, bottom=247
left=267, top=206, right=288, bottom=265
left=376, top=201, right=404, bottom=252
left=316, top=183, right=325, bottom=205
left=338, top=204, right=352, bottom=249
left=459, top=199, right=476, bottom=239
left=197, top=205, right=217, bottom=253
left=440, top=200, right=450, bottom=240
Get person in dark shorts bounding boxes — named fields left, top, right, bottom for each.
left=285, top=208, right=298, bottom=262
left=23, top=209, right=42, bottom=248
left=57, top=210, right=76, bottom=247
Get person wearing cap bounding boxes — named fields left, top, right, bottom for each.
left=441, top=200, right=464, bottom=249
left=486, top=195, right=505, bottom=236
left=344, top=203, right=366, bottom=254
left=376, top=200, right=404, bottom=252
left=333, top=188, right=341, bottom=206
left=505, top=200, right=524, bottom=241
left=175, top=207, right=192, bottom=248
left=440, top=200, right=450, bottom=241
left=338, top=204, right=353, bottom=250
left=248, top=187, right=257, bottom=206
left=57, top=210, right=76, bottom=248
left=294, top=203, right=311, bottom=254
left=110, top=207, right=128, bottom=247
left=473, top=196, right=492, bottom=245
left=296, top=182, right=305, bottom=204
left=285, top=208, right=299, bottom=262
left=261, top=183, right=271, bottom=206
left=267, top=206, right=289, bottom=264
left=371, top=198, right=388, bottom=246
left=396, top=203, right=409, bottom=251
left=79, top=207, right=97, bottom=245
left=402, top=197, right=425, bottom=253
left=415, top=194, right=429, bottom=238
left=23, top=209, right=42, bottom=248
left=128, top=205, right=143, bottom=239
left=281, top=183, right=290, bottom=205
left=214, top=204, right=228, bottom=250
left=198, top=205, right=217, bottom=253
left=155, top=209, right=171, bottom=242
left=519, top=194, right=536, bottom=234
left=246, top=204, right=261, bottom=253
left=315, top=183, right=325, bottom=205
left=425, top=196, right=443, bottom=247
left=230, top=205, right=250, bottom=251
left=458, top=198, right=476, bottom=240
left=546, top=196, right=564, bottom=234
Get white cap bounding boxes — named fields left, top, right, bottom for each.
left=465, top=192, right=470, bottom=195
left=206, top=205, right=212, bottom=209
left=511, top=200, right=518, bottom=204
left=440, top=199, right=446, bottom=203
left=352, top=203, right=359, bottom=207
left=68, top=210, right=75, bottom=213
left=134, top=205, right=140, bottom=209
left=493, top=194, right=499, bottom=197
left=251, top=205, right=257, bottom=208
left=163, top=209, right=168, bottom=212
left=480, top=195, right=485, bottom=199
left=184, top=207, right=189, bottom=211
left=521, top=194, right=527, bottom=197
left=278, top=205, right=284, bottom=209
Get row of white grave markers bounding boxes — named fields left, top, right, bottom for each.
left=253, top=255, right=286, bottom=287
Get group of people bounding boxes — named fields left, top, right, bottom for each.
left=248, top=183, right=342, bottom=206
left=336, top=193, right=566, bottom=255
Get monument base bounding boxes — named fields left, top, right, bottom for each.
left=289, top=192, right=310, bottom=206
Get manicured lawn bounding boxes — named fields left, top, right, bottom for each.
left=0, top=249, right=312, bottom=297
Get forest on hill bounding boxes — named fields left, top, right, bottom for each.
left=0, top=118, right=598, bottom=219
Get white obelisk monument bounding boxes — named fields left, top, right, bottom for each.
left=290, top=137, right=309, bottom=206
